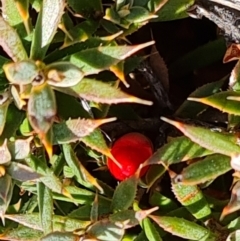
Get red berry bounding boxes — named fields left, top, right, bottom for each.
left=107, top=132, right=153, bottom=181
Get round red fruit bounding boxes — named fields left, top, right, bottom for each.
left=107, top=132, right=153, bottom=181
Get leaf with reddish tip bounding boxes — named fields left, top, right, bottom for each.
left=144, top=136, right=213, bottom=167
left=171, top=181, right=211, bottom=219
left=0, top=16, right=27, bottom=61
left=188, top=91, right=240, bottom=115
left=63, top=144, right=103, bottom=192
left=149, top=215, right=210, bottom=240
left=69, top=41, right=154, bottom=75
left=176, top=154, right=231, bottom=185
left=111, top=176, right=138, bottom=212
left=68, top=78, right=153, bottom=105
left=28, top=82, right=56, bottom=135
left=81, top=129, right=122, bottom=169
left=161, top=117, right=240, bottom=158
left=54, top=117, right=117, bottom=143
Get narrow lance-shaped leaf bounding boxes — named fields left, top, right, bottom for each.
left=110, top=61, right=129, bottom=87
left=143, top=136, right=213, bottom=167
left=175, top=154, right=231, bottom=185
left=171, top=173, right=211, bottom=220
left=38, top=183, right=53, bottom=234
left=0, top=16, right=27, bottom=61
left=31, top=0, right=65, bottom=59
left=188, top=91, right=240, bottom=115
left=53, top=117, right=117, bottom=144
left=0, top=96, right=11, bottom=136
left=81, top=129, right=122, bottom=168
left=142, top=218, right=163, bottom=241
left=160, top=117, right=240, bottom=158
left=4, top=213, right=91, bottom=232
left=63, top=144, right=103, bottom=192
left=0, top=174, right=13, bottom=224
left=149, top=215, right=210, bottom=240
left=64, top=78, right=153, bottom=105
left=111, top=176, right=138, bottom=212
left=69, top=41, right=154, bottom=75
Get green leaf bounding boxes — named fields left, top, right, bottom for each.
left=84, top=219, right=125, bottom=241
left=7, top=162, right=41, bottom=181
left=150, top=215, right=210, bottom=240
left=8, top=137, right=33, bottom=160
left=63, top=144, right=103, bottom=192
left=0, top=174, right=13, bottom=224
left=28, top=82, right=56, bottom=135
left=0, top=225, right=43, bottom=241
left=67, top=0, right=103, bottom=18
left=66, top=77, right=152, bottom=105
left=154, top=0, right=194, bottom=21
left=161, top=117, right=240, bottom=158
left=111, top=176, right=137, bottom=212
left=142, top=218, right=162, bottom=241
left=175, top=78, right=226, bottom=118
left=0, top=16, right=27, bottom=61
left=53, top=117, right=116, bottom=144
left=4, top=213, right=91, bottom=232
left=46, top=62, right=84, bottom=87
left=171, top=182, right=211, bottom=220
left=188, top=91, right=240, bottom=116
left=0, top=97, right=11, bottom=136
left=69, top=41, right=154, bottom=75
left=176, top=154, right=231, bottom=185
left=3, top=60, right=39, bottom=85
left=30, top=0, right=65, bottom=59
left=38, top=183, right=53, bottom=234
left=145, top=136, right=213, bottom=166
left=41, top=232, right=78, bottom=241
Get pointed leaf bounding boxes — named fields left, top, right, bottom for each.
left=188, top=91, right=240, bottom=115
left=0, top=174, right=13, bottom=223
left=0, top=94, right=11, bottom=136
left=28, top=82, right=56, bottom=135
left=46, top=62, right=84, bottom=87
left=110, top=61, right=129, bottom=87
left=7, top=162, right=41, bottom=181
left=161, top=117, right=240, bottom=158
left=142, top=218, right=162, bottom=241
left=125, top=6, right=158, bottom=22
left=4, top=213, right=91, bottom=232
left=171, top=181, right=211, bottom=219
left=31, top=0, right=65, bottom=59
left=69, top=41, right=154, bottom=75
left=53, top=117, right=116, bottom=143
left=150, top=215, right=210, bottom=240
left=0, top=225, right=43, bottom=241
left=85, top=219, right=125, bottom=241
left=176, top=154, right=231, bottom=185
left=3, top=60, right=39, bottom=85
left=144, top=136, right=213, bottom=167
left=38, top=183, right=53, bottom=234
left=91, top=194, right=99, bottom=222
left=63, top=144, right=103, bottom=192
left=0, top=16, right=27, bottom=61
left=111, top=176, right=138, bottom=212
left=68, top=78, right=153, bottom=105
